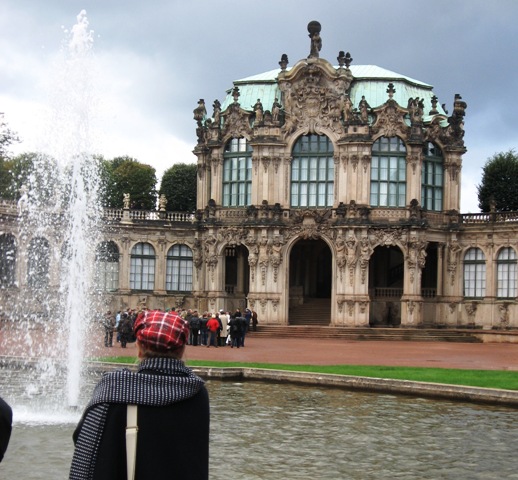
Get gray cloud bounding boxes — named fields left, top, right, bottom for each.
left=2, top=0, right=517, bottom=212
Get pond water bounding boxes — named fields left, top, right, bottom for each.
left=1, top=364, right=517, bottom=479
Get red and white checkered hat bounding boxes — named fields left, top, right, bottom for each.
left=134, top=309, right=189, bottom=351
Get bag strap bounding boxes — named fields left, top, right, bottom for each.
left=126, top=404, right=138, bottom=480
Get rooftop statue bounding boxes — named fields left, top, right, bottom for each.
left=307, top=21, right=322, bottom=59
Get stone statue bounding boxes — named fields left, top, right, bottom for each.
left=123, top=193, right=130, bottom=210
left=159, top=194, right=167, bottom=212
left=253, top=99, right=264, bottom=124
left=271, top=98, right=282, bottom=123
left=308, top=21, right=322, bottom=59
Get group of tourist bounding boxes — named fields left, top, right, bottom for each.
left=183, top=308, right=258, bottom=348
left=101, top=306, right=259, bottom=350
left=101, top=308, right=139, bottom=348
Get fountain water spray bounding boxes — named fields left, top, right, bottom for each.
left=14, top=10, right=102, bottom=408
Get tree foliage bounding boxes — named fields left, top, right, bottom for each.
left=477, top=150, right=518, bottom=212
left=0, top=113, right=19, bottom=161
left=0, top=152, right=59, bottom=202
left=159, top=163, right=197, bottom=212
left=100, top=156, right=157, bottom=210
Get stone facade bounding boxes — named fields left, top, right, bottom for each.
left=2, top=22, right=518, bottom=330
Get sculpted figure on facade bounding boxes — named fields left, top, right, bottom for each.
left=212, top=99, right=221, bottom=127
left=359, top=236, right=373, bottom=284
left=270, top=237, right=284, bottom=282
left=335, top=233, right=347, bottom=280
left=307, top=21, right=322, bottom=59
left=271, top=98, right=282, bottom=124
left=123, top=193, right=130, bottom=210
left=342, top=94, right=354, bottom=123
left=345, top=233, right=358, bottom=286
left=158, top=194, right=167, bottom=212
left=447, top=240, right=461, bottom=285
left=253, top=99, right=264, bottom=125
left=358, top=95, right=370, bottom=123
left=192, top=238, right=203, bottom=270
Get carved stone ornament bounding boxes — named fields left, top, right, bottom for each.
left=371, top=99, right=409, bottom=139
left=278, top=61, right=352, bottom=139
left=221, top=102, right=253, bottom=139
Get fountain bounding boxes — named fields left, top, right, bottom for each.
left=6, top=9, right=102, bottom=408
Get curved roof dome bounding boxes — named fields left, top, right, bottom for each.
left=220, top=64, right=447, bottom=122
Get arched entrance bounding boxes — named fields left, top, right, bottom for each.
left=224, top=244, right=249, bottom=312
left=369, top=245, right=404, bottom=327
left=288, top=238, right=331, bottom=325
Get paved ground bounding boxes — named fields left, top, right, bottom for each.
left=2, top=324, right=518, bottom=370
left=89, top=333, right=518, bottom=371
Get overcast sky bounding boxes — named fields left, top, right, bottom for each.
left=1, top=0, right=517, bottom=212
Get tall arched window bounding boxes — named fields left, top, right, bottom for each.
left=421, top=142, right=443, bottom=211
left=291, top=134, right=334, bottom=207
left=0, top=234, right=16, bottom=288
left=166, top=244, right=193, bottom=292
left=27, top=237, right=50, bottom=288
left=463, top=247, right=486, bottom=298
left=371, top=136, right=407, bottom=207
left=95, top=241, right=120, bottom=292
left=497, top=247, right=517, bottom=298
left=223, top=138, right=252, bottom=206
left=130, top=242, right=155, bottom=291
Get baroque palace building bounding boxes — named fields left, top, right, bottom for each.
left=1, top=21, right=518, bottom=329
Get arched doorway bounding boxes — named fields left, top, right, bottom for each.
left=289, top=238, right=331, bottom=325
left=369, top=245, right=404, bottom=327
left=224, top=245, right=249, bottom=312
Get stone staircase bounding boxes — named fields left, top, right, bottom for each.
left=277, top=297, right=482, bottom=342
left=251, top=325, right=482, bottom=343
left=289, top=298, right=331, bottom=325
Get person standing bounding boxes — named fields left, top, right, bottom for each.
left=189, top=311, right=201, bottom=346
left=102, top=311, right=115, bottom=347
left=206, top=314, right=219, bottom=348
left=0, top=396, right=12, bottom=463
left=218, top=310, right=228, bottom=346
left=70, top=309, right=209, bottom=480
left=118, top=312, right=133, bottom=348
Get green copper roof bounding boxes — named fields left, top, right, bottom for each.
left=220, top=65, right=447, bottom=119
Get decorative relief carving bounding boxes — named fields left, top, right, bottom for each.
left=359, top=236, right=373, bottom=284
left=371, top=97, right=409, bottom=139
left=498, top=303, right=510, bottom=329
left=447, top=240, right=461, bottom=286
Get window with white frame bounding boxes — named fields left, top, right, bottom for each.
left=27, top=237, right=50, bottom=288
left=463, top=247, right=486, bottom=298
left=370, top=136, right=407, bottom=207
left=497, top=247, right=517, bottom=298
left=166, top=244, right=193, bottom=292
left=95, top=241, right=120, bottom=292
left=130, top=242, right=155, bottom=291
left=223, top=138, right=252, bottom=207
left=421, top=142, right=443, bottom=211
left=291, top=134, right=334, bottom=208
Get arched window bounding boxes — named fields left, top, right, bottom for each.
left=371, top=136, right=407, bottom=207
left=166, top=244, right=193, bottom=292
left=223, top=138, right=252, bottom=206
left=27, top=237, right=50, bottom=288
left=421, top=142, right=443, bottom=211
left=0, top=234, right=16, bottom=288
left=497, top=247, right=517, bottom=298
left=291, top=134, right=334, bottom=207
left=130, top=242, right=155, bottom=291
left=463, top=248, right=486, bottom=298
left=95, top=241, right=120, bottom=292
